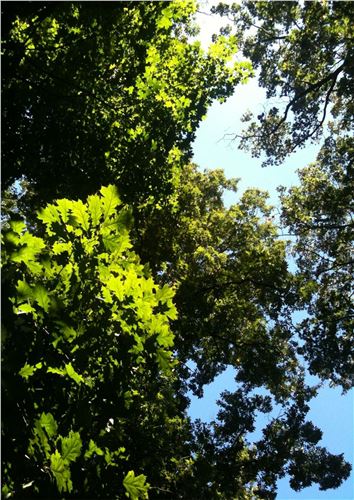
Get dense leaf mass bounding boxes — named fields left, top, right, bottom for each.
left=2, top=1, right=250, bottom=209
left=2, top=187, right=180, bottom=498
left=1, top=1, right=352, bottom=499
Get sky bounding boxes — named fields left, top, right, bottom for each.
left=188, top=4, right=354, bottom=499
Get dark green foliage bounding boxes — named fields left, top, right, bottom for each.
left=279, top=134, right=354, bottom=390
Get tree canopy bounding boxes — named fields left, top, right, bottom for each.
left=214, top=0, right=354, bottom=392
left=1, top=1, right=353, bottom=499
left=278, top=134, right=354, bottom=389
left=214, top=0, right=354, bottom=165
left=2, top=1, right=250, bottom=209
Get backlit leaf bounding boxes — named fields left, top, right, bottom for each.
left=61, top=431, right=82, bottom=463
left=37, top=204, right=60, bottom=231
left=47, top=366, right=66, bottom=376
left=155, top=284, right=175, bottom=304
left=71, top=200, right=90, bottom=231
left=65, top=363, right=84, bottom=385
left=10, top=220, right=26, bottom=235
left=19, top=362, right=42, bottom=379
left=123, top=470, right=149, bottom=500
left=87, top=194, right=102, bottom=227
left=50, top=450, right=72, bottom=493
left=156, top=349, right=173, bottom=372
left=84, top=439, right=104, bottom=459
left=39, top=412, right=58, bottom=438
left=53, top=241, right=72, bottom=255
left=56, top=199, right=71, bottom=224
left=100, top=185, right=121, bottom=220
left=33, top=285, right=50, bottom=312
left=15, top=303, right=36, bottom=315
left=16, top=280, right=32, bottom=298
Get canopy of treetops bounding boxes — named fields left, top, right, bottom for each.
left=2, top=2, right=353, bottom=499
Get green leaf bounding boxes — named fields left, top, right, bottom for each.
left=50, top=450, right=72, bottom=493
left=123, top=470, right=149, bottom=500
left=19, top=362, right=42, bottom=379
left=10, top=220, right=26, bottom=235
left=101, top=286, right=113, bottom=304
left=157, top=14, right=172, bottom=30
left=26, top=260, right=43, bottom=275
left=84, top=439, right=104, bottom=459
left=21, top=233, right=45, bottom=252
left=16, top=280, right=32, bottom=298
left=37, top=204, right=60, bottom=230
left=47, top=366, right=66, bottom=376
left=30, top=419, right=51, bottom=458
left=15, top=303, right=36, bottom=315
left=155, top=284, right=175, bottom=304
left=156, top=349, right=173, bottom=372
left=39, top=412, right=58, bottom=438
left=165, top=303, right=178, bottom=320
left=10, top=234, right=45, bottom=264
left=87, top=194, right=103, bottom=227
left=106, top=276, right=125, bottom=301
left=56, top=198, right=71, bottom=224
left=33, top=285, right=51, bottom=312
left=71, top=199, right=90, bottom=231
left=102, top=231, right=131, bottom=254
left=61, top=431, right=82, bottom=463
left=100, top=185, right=121, bottom=220
left=101, top=233, right=122, bottom=252
left=55, top=321, right=77, bottom=342
left=65, top=363, right=84, bottom=385
left=52, top=241, right=72, bottom=255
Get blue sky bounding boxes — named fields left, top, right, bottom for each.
left=189, top=6, right=354, bottom=498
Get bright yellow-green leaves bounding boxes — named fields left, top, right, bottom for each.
left=19, top=362, right=43, bottom=379
left=27, top=413, right=82, bottom=493
left=123, top=470, right=150, bottom=500
left=47, top=363, right=86, bottom=385
left=5, top=230, right=45, bottom=272
left=84, top=439, right=104, bottom=459
left=50, top=450, right=73, bottom=493
left=3, top=185, right=178, bottom=496
left=10, top=14, right=62, bottom=60
left=7, top=184, right=177, bottom=376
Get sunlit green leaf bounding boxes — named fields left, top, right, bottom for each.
left=52, top=241, right=72, bottom=255
left=47, top=366, right=66, bottom=376
left=71, top=200, right=90, bottom=231
left=10, top=220, right=26, bottom=235
left=39, top=412, right=58, bottom=438
left=65, top=363, right=84, bottom=385
left=19, top=362, right=42, bottom=379
left=33, top=285, right=51, bottom=312
left=61, top=431, right=82, bottom=463
left=15, top=302, right=36, bottom=315
left=100, top=185, right=121, bottom=220
left=56, top=199, right=71, bottom=224
left=87, top=194, right=102, bottom=227
left=123, top=470, right=149, bottom=500
left=84, top=439, right=104, bottom=459
left=50, top=450, right=72, bottom=493
left=155, top=284, right=175, bottom=304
